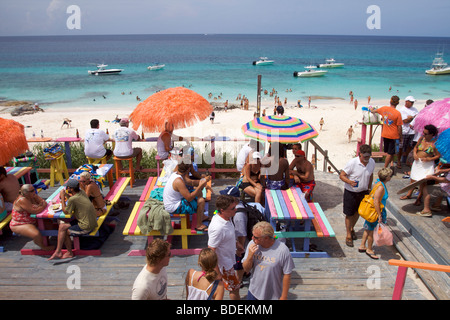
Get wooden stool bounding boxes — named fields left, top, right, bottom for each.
left=155, top=155, right=162, bottom=178
left=49, top=154, right=69, bottom=187
left=113, top=156, right=135, bottom=188
left=87, top=155, right=108, bottom=165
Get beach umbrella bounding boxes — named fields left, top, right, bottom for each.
left=436, top=128, right=450, bottom=162
left=129, top=87, right=213, bottom=132
left=0, top=117, right=29, bottom=166
left=413, top=98, right=450, bottom=135
left=241, top=115, right=319, bottom=144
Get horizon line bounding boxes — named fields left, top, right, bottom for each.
left=1, top=33, right=450, bottom=39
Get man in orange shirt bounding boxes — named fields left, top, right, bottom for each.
left=369, top=96, right=403, bottom=169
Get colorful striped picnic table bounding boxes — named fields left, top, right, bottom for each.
left=264, top=186, right=335, bottom=258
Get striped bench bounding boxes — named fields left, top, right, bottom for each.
left=123, top=176, right=210, bottom=256
left=265, top=187, right=335, bottom=258
left=0, top=213, right=12, bottom=253
left=21, top=177, right=130, bottom=256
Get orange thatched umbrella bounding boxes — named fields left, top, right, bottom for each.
left=129, top=87, right=213, bottom=132
left=0, top=118, right=29, bottom=166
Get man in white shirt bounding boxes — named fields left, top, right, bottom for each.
left=113, top=118, right=142, bottom=171
left=236, top=139, right=263, bottom=172
left=208, top=195, right=244, bottom=300
left=132, top=239, right=171, bottom=300
left=84, top=119, right=112, bottom=160
left=339, top=144, right=375, bottom=247
left=397, top=96, right=419, bottom=167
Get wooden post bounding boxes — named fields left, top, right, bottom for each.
left=257, top=75, right=262, bottom=117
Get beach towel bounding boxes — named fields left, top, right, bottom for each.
left=410, top=159, right=434, bottom=181
left=137, top=197, right=173, bottom=235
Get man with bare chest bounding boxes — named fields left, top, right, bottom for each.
left=0, top=167, right=20, bottom=212
left=289, top=146, right=315, bottom=202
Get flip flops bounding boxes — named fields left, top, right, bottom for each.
left=366, top=251, right=379, bottom=259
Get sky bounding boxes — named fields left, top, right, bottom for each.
left=0, top=0, right=449, bottom=37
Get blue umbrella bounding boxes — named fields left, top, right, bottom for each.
left=436, top=128, right=450, bottom=163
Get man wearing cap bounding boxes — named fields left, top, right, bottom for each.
left=289, top=145, right=315, bottom=202
left=339, top=144, right=375, bottom=247
left=48, top=179, right=97, bottom=260
left=369, top=96, right=403, bottom=169
left=113, top=118, right=143, bottom=171
left=236, top=139, right=263, bottom=172
left=397, top=96, right=419, bottom=168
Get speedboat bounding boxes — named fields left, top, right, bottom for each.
left=425, top=52, right=450, bottom=75
left=88, top=64, right=123, bottom=75
left=147, top=63, right=165, bottom=71
left=253, top=57, right=274, bottom=65
left=293, top=68, right=327, bottom=77
left=318, top=58, right=344, bottom=68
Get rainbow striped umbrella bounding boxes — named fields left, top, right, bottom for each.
left=241, top=115, right=318, bottom=143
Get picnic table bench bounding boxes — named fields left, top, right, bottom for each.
left=20, top=177, right=130, bottom=256
left=265, top=187, right=335, bottom=258
left=123, top=171, right=212, bottom=256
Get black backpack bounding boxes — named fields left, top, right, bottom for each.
left=236, top=201, right=267, bottom=241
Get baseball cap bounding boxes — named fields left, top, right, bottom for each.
left=405, top=96, right=416, bottom=102
left=119, top=117, right=129, bottom=125
left=294, top=149, right=305, bottom=157
left=252, top=151, right=261, bottom=159
left=64, top=179, right=79, bottom=188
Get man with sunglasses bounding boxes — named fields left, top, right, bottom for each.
left=339, top=144, right=375, bottom=247
left=242, top=221, right=294, bottom=300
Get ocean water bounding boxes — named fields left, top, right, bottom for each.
left=1, top=34, right=450, bottom=110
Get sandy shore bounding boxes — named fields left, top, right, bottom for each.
left=0, top=96, right=433, bottom=170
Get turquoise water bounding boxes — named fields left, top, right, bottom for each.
left=0, top=34, right=449, bottom=109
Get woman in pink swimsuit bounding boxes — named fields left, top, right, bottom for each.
left=10, top=184, right=54, bottom=251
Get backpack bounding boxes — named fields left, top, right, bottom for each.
left=236, top=201, right=267, bottom=241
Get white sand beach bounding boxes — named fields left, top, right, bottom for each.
left=0, top=96, right=433, bottom=170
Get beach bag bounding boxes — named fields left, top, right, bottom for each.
left=219, top=186, right=240, bottom=197
left=358, top=184, right=383, bottom=223
left=374, top=223, right=393, bottom=246
left=43, top=143, right=64, bottom=160
left=361, top=107, right=381, bottom=124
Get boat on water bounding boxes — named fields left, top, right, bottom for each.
left=88, top=64, right=123, bottom=75
left=253, top=57, right=274, bottom=65
left=147, top=63, right=165, bottom=71
left=425, top=52, right=450, bottom=75
left=318, top=58, right=344, bottom=68
left=293, top=68, right=327, bottom=78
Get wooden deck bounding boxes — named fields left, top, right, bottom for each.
left=0, top=166, right=446, bottom=300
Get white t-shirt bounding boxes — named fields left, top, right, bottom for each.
left=131, top=265, right=168, bottom=300
left=207, top=214, right=236, bottom=271
left=236, top=143, right=252, bottom=172
left=84, top=128, right=109, bottom=158
left=399, top=105, right=419, bottom=135
left=163, top=173, right=184, bottom=213
left=113, top=126, right=139, bottom=157
left=342, top=157, right=375, bottom=192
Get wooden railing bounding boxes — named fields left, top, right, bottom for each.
left=305, top=139, right=340, bottom=173
left=388, top=259, right=450, bottom=300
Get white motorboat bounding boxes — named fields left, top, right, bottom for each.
left=88, top=64, right=123, bottom=75
left=293, top=68, right=327, bottom=77
left=147, top=63, right=165, bottom=71
left=253, top=57, right=274, bottom=65
left=318, top=58, right=344, bottom=68
left=425, top=52, right=450, bottom=75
